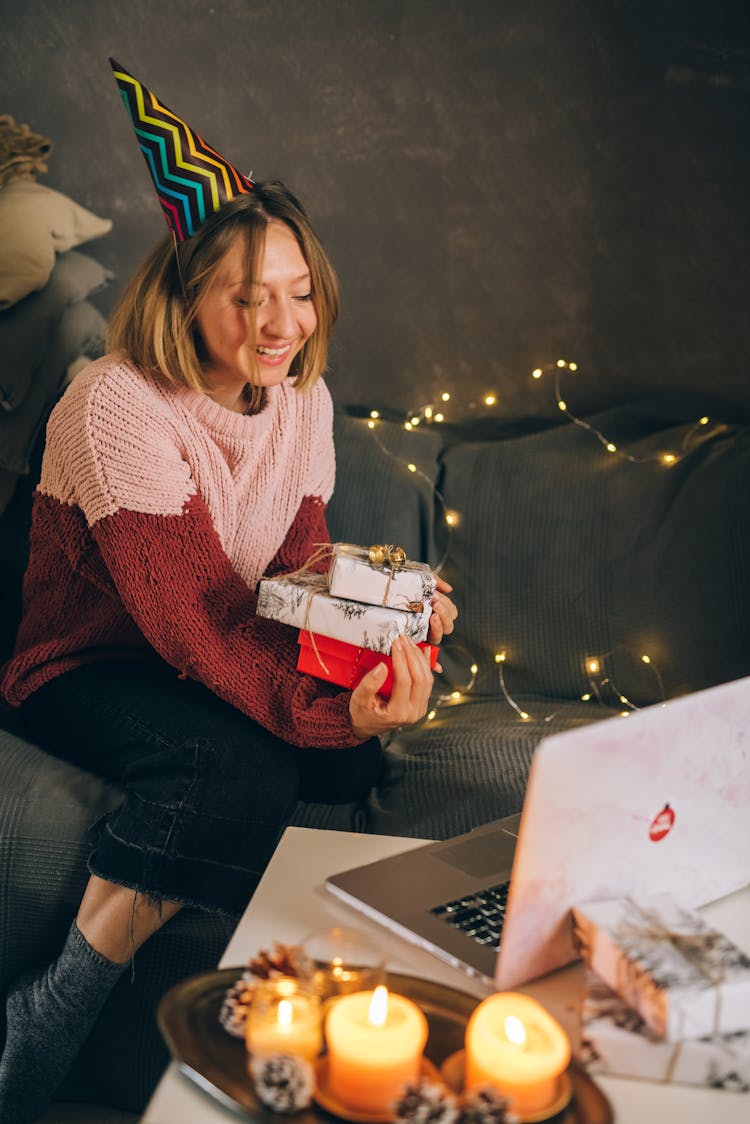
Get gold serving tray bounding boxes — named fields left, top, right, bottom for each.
left=157, top=967, right=612, bottom=1123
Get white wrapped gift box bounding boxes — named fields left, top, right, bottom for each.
left=572, top=895, right=750, bottom=1041
left=578, top=970, right=750, bottom=1090
left=327, top=543, right=436, bottom=610
left=256, top=572, right=432, bottom=653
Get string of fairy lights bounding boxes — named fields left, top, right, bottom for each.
left=357, top=358, right=716, bottom=724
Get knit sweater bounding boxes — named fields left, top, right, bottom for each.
left=0, top=355, right=364, bottom=749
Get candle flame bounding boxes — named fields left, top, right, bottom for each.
left=368, top=985, right=388, bottom=1027
left=277, top=998, right=293, bottom=1029
left=505, top=1015, right=526, bottom=1046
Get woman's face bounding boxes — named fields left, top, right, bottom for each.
left=196, top=220, right=318, bottom=409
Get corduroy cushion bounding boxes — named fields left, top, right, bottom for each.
left=328, top=412, right=443, bottom=567
left=364, top=699, right=611, bottom=840
left=440, top=397, right=750, bottom=703
left=0, top=729, right=123, bottom=996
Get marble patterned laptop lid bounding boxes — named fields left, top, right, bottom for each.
left=496, top=674, right=750, bottom=988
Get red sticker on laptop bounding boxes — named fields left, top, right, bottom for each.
left=649, top=803, right=675, bottom=842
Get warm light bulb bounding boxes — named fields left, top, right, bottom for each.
left=558, top=400, right=567, bottom=411
left=586, top=658, right=600, bottom=675
left=581, top=693, right=591, bottom=701
left=700, top=416, right=709, bottom=425
left=427, top=709, right=437, bottom=721
left=619, top=695, right=629, bottom=704
left=441, top=392, right=450, bottom=402
left=410, top=416, right=421, bottom=426
left=532, top=368, right=543, bottom=379
left=277, top=999, right=293, bottom=1029
left=606, top=442, right=617, bottom=453
left=483, top=394, right=497, bottom=406
left=569, top=362, right=578, bottom=371
left=445, top=510, right=460, bottom=527
left=620, top=711, right=630, bottom=718
left=424, top=407, right=433, bottom=419
left=450, top=690, right=462, bottom=700
left=368, top=985, right=388, bottom=1027
left=470, top=663, right=478, bottom=674
left=367, top=420, right=375, bottom=429
left=519, top=711, right=530, bottom=721
left=505, top=1015, right=526, bottom=1046
left=407, top=463, right=417, bottom=472
left=370, top=410, right=380, bottom=419
left=661, top=453, right=677, bottom=465
left=556, top=359, right=566, bottom=368
left=435, top=412, right=445, bottom=422
left=404, top=422, right=413, bottom=431
left=495, top=652, right=507, bottom=663
left=641, top=654, right=651, bottom=664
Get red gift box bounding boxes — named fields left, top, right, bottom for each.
left=296, top=630, right=438, bottom=698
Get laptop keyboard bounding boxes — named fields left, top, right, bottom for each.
left=429, top=881, right=509, bottom=947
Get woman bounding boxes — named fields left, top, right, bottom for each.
left=0, top=64, right=456, bottom=1123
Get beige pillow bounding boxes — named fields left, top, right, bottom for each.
left=0, top=180, right=112, bottom=310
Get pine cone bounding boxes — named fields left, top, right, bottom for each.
left=220, top=942, right=306, bottom=1038
left=394, top=1081, right=460, bottom=1124
left=250, top=1052, right=315, bottom=1114
left=247, top=941, right=305, bottom=981
left=460, top=1087, right=520, bottom=1124
left=218, top=977, right=256, bottom=1038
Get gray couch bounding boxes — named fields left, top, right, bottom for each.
left=1, top=397, right=749, bottom=1113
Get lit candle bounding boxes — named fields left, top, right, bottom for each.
left=245, top=977, right=322, bottom=1063
left=465, top=992, right=570, bottom=1116
left=325, top=985, right=428, bottom=1113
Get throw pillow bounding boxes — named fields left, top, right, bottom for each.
left=0, top=180, right=112, bottom=310
left=0, top=250, right=113, bottom=412
left=329, top=412, right=443, bottom=567
left=441, top=397, right=750, bottom=704
left=0, top=301, right=106, bottom=474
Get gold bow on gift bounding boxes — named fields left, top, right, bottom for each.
left=367, top=544, right=407, bottom=570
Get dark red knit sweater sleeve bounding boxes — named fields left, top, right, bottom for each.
left=90, top=492, right=362, bottom=749
left=266, top=493, right=332, bottom=577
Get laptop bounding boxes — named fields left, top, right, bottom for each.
left=326, top=674, right=750, bottom=989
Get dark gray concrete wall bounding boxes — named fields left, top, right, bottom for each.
left=2, top=0, right=749, bottom=419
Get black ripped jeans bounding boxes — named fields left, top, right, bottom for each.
left=21, top=659, right=383, bottom=916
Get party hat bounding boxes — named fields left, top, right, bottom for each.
left=109, top=58, right=254, bottom=242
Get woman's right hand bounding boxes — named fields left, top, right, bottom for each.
left=348, top=635, right=434, bottom=739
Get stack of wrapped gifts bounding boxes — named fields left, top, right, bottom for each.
left=572, top=895, right=750, bottom=1091
left=256, top=543, right=438, bottom=697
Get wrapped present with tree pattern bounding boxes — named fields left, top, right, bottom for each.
left=577, top=969, right=750, bottom=1090
left=572, top=895, right=750, bottom=1042
left=256, top=571, right=432, bottom=653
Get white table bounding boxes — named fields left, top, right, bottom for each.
left=142, top=826, right=750, bottom=1124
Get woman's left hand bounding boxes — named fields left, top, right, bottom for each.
left=428, top=577, right=458, bottom=645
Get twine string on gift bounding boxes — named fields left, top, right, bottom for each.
left=277, top=543, right=336, bottom=582
left=301, top=588, right=330, bottom=677
left=279, top=542, right=429, bottom=610
left=368, top=544, right=404, bottom=606
left=615, top=899, right=727, bottom=1038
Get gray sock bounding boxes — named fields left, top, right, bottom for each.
left=0, top=920, right=127, bottom=1124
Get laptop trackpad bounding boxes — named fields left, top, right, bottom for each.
left=432, top=828, right=517, bottom=879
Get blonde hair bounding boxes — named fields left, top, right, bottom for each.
left=107, top=182, right=339, bottom=405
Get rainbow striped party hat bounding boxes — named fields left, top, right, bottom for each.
left=109, top=58, right=254, bottom=243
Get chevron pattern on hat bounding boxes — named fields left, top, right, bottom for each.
left=110, top=58, right=254, bottom=242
